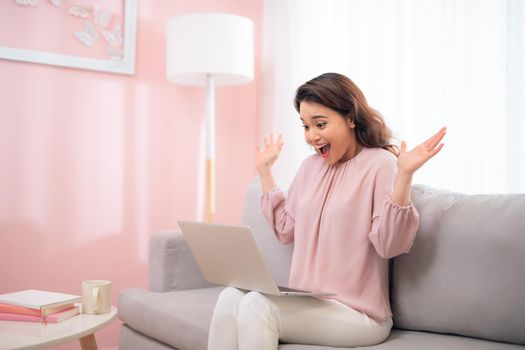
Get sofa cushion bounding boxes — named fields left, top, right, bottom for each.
left=241, top=177, right=293, bottom=286
left=118, top=287, right=224, bottom=350
left=391, top=185, right=525, bottom=345
left=120, top=324, right=175, bottom=350
left=119, top=287, right=524, bottom=350
left=280, top=330, right=525, bottom=349
left=120, top=317, right=525, bottom=350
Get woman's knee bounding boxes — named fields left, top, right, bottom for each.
left=238, top=291, right=277, bottom=323
left=217, top=287, right=245, bottom=303
left=213, top=287, right=246, bottom=313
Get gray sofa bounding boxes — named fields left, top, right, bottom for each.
left=118, top=180, right=525, bottom=350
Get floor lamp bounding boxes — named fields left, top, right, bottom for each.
left=166, top=13, right=254, bottom=222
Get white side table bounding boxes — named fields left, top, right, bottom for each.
left=0, top=306, right=117, bottom=350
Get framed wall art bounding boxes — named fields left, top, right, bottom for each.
left=0, top=0, right=137, bottom=75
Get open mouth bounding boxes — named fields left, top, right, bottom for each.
left=317, top=144, right=331, bottom=157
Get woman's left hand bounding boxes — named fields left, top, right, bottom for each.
left=398, top=127, right=447, bottom=175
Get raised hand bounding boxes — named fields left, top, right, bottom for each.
left=256, top=133, right=284, bottom=170
left=397, top=127, right=446, bottom=175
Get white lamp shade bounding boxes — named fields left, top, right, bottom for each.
left=167, top=13, right=254, bottom=86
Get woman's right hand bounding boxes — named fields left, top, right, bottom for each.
left=256, top=133, right=284, bottom=171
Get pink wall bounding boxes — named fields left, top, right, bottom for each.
left=0, top=0, right=262, bottom=348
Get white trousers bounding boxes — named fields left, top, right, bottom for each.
left=208, top=287, right=392, bottom=350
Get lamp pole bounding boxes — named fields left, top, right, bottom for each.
left=205, top=74, right=215, bottom=223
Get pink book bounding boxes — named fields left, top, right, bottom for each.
left=0, top=306, right=80, bottom=323
left=0, top=303, right=74, bottom=316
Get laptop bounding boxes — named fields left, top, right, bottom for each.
left=178, top=221, right=336, bottom=297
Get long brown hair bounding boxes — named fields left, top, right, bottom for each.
left=294, top=73, right=398, bottom=156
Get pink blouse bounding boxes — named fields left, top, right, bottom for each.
left=261, top=147, right=419, bottom=322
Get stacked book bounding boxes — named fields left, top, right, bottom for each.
left=0, top=289, right=81, bottom=324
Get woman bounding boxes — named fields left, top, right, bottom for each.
left=208, top=73, right=446, bottom=349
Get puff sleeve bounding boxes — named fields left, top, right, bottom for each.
left=367, top=161, right=420, bottom=259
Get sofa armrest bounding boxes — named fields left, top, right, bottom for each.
left=148, top=230, right=214, bottom=292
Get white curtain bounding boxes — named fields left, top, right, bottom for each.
left=261, top=0, right=525, bottom=194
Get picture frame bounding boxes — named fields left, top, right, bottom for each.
left=0, top=0, right=137, bottom=75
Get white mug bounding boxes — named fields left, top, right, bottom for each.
left=82, top=280, right=112, bottom=314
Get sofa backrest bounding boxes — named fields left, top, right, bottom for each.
left=392, top=184, right=525, bottom=345
left=240, top=178, right=293, bottom=286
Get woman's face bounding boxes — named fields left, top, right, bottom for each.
left=300, top=101, right=359, bottom=165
